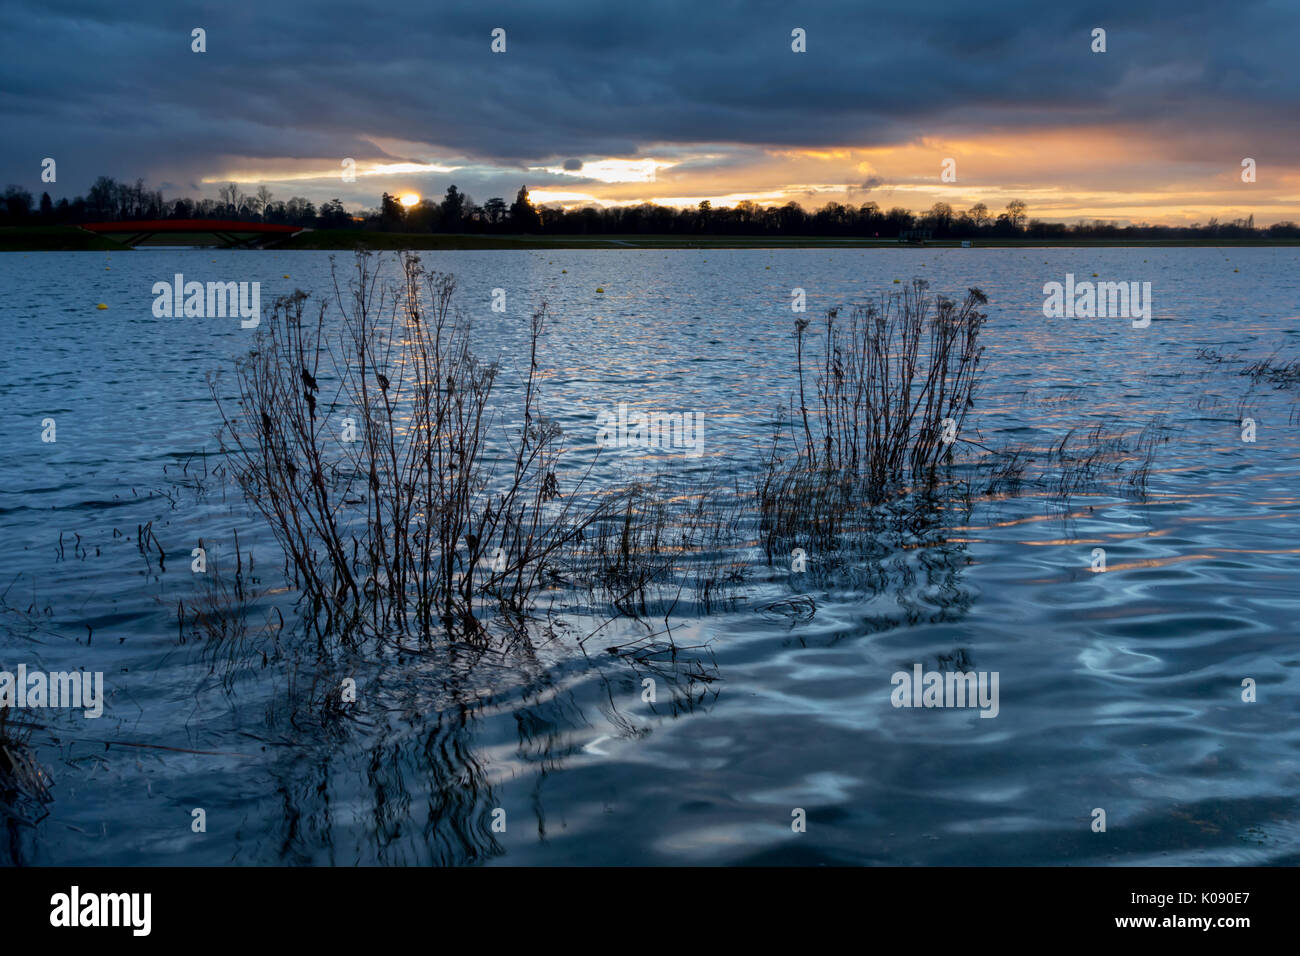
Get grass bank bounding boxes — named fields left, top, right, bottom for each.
left=0, top=226, right=127, bottom=251
left=3, top=226, right=1298, bottom=251
left=286, top=231, right=1300, bottom=251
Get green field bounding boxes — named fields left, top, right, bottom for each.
left=4, top=225, right=1299, bottom=252
left=0, top=226, right=128, bottom=251
left=286, top=231, right=1300, bottom=250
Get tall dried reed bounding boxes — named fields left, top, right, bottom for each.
left=758, top=280, right=989, bottom=557
left=212, top=251, right=613, bottom=644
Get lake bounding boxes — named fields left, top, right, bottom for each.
left=2, top=246, right=1298, bottom=865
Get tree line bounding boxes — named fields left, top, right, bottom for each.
left=4, top=176, right=1297, bottom=240
left=0, top=177, right=353, bottom=228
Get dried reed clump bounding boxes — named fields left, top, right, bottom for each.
left=212, top=250, right=614, bottom=644
left=1041, top=419, right=1169, bottom=505
left=1242, top=354, right=1300, bottom=388
left=1197, top=346, right=1300, bottom=390
left=564, top=477, right=751, bottom=618
left=0, top=709, right=52, bottom=830
left=970, top=416, right=1171, bottom=515
left=173, top=537, right=285, bottom=683
left=758, top=280, right=989, bottom=557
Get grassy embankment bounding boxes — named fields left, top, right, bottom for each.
left=285, top=231, right=1300, bottom=250
left=0, top=225, right=128, bottom=250
left=4, top=225, right=1299, bottom=251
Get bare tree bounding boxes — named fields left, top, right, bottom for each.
left=1005, top=199, right=1027, bottom=231
left=256, top=185, right=273, bottom=220
left=217, top=182, right=251, bottom=217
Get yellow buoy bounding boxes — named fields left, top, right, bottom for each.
left=596, top=287, right=604, bottom=293
left=1092, top=273, right=1099, bottom=277
left=283, top=274, right=290, bottom=278
left=561, top=269, right=566, bottom=273
left=96, top=303, right=108, bottom=310
left=1234, top=268, right=1239, bottom=272
left=893, top=279, right=901, bottom=283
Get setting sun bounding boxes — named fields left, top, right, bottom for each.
left=399, top=192, right=420, bottom=207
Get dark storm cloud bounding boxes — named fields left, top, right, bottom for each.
left=2, top=0, right=1298, bottom=195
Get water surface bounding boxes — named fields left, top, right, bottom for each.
left=2, top=247, right=1298, bottom=865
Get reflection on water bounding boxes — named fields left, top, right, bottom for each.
left=1, top=247, right=1298, bottom=865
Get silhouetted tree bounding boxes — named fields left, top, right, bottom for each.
left=441, top=185, right=466, bottom=230
left=3, top=186, right=33, bottom=220
left=380, top=192, right=405, bottom=230
left=318, top=198, right=349, bottom=228
left=1006, top=199, right=1028, bottom=231
left=483, top=197, right=507, bottom=226
left=509, top=186, right=541, bottom=232
left=86, top=176, right=116, bottom=219
left=255, top=185, right=273, bottom=220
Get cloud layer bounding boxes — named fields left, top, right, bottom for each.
left=3, top=0, right=1298, bottom=222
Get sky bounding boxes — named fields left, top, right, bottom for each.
left=3, top=0, right=1299, bottom=225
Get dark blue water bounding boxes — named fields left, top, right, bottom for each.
left=2, top=247, right=1298, bottom=864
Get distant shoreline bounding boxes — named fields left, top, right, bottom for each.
left=4, top=225, right=1300, bottom=252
